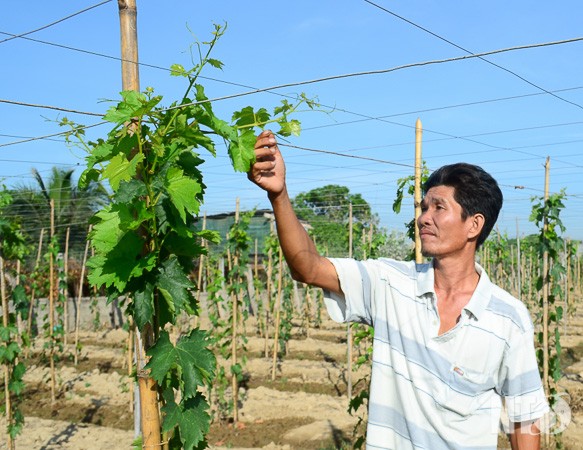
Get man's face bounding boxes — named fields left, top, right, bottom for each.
left=418, top=185, right=477, bottom=258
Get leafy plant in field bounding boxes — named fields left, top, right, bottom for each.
left=348, top=323, right=373, bottom=449
left=0, top=187, right=29, bottom=446
left=392, top=161, right=429, bottom=250
left=224, top=210, right=254, bottom=419
left=481, top=230, right=513, bottom=293
left=61, top=25, right=314, bottom=449
left=205, top=254, right=230, bottom=420
left=530, top=190, right=567, bottom=446
left=278, top=268, right=294, bottom=357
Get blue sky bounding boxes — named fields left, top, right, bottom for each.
left=1, top=1, right=583, bottom=240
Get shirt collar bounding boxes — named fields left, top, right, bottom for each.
left=415, top=261, right=492, bottom=321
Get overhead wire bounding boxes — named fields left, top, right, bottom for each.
left=160, top=36, right=583, bottom=112
left=2, top=35, right=581, bottom=167
left=362, top=0, right=583, bottom=111
left=0, top=99, right=102, bottom=117
left=1, top=11, right=580, bottom=206
left=302, top=85, right=583, bottom=131
left=0, top=0, right=113, bottom=45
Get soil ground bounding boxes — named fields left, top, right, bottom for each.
left=3, top=300, right=583, bottom=450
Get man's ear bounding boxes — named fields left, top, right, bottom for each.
left=468, top=213, right=485, bottom=240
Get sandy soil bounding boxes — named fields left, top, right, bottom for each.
left=2, top=306, right=583, bottom=450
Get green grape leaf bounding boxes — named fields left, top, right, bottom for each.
left=232, top=106, right=270, bottom=128
left=8, top=378, right=24, bottom=396
left=278, top=118, right=301, bottom=137
left=228, top=128, right=256, bottom=172
left=88, top=232, right=155, bottom=291
left=206, top=58, right=224, bottom=70
left=146, top=330, right=216, bottom=397
left=91, top=140, right=116, bottom=161
left=116, top=179, right=147, bottom=203
left=161, top=393, right=210, bottom=450
left=78, top=168, right=100, bottom=190
left=163, top=233, right=205, bottom=259
left=90, top=205, right=127, bottom=253
left=165, top=167, right=202, bottom=223
left=133, top=280, right=155, bottom=329
left=156, top=257, right=196, bottom=316
left=102, top=153, right=145, bottom=192
left=11, top=285, right=29, bottom=320
left=273, top=99, right=293, bottom=116
left=197, top=229, right=221, bottom=244
left=104, top=91, right=162, bottom=123
left=170, top=63, right=187, bottom=77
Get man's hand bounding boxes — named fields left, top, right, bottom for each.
left=248, top=130, right=286, bottom=197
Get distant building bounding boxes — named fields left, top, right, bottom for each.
left=194, top=209, right=311, bottom=258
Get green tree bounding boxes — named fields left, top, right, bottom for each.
left=4, top=167, right=108, bottom=260
left=292, top=185, right=376, bottom=258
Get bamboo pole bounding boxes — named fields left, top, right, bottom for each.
left=63, top=227, right=70, bottom=345
left=118, top=0, right=161, bottom=446
left=74, top=227, right=92, bottom=366
left=578, top=256, right=581, bottom=296
left=26, top=228, right=44, bottom=345
left=414, top=118, right=423, bottom=264
left=516, top=219, right=522, bottom=301
left=346, top=203, right=353, bottom=401
left=128, top=317, right=135, bottom=414
left=254, top=238, right=264, bottom=337
left=49, top=199, right=56, bottom=404
left=194, top=213, right=207, bottom=329
left=271, top=246, right=284, bottom=381
left=15, top=260, right=22, bottom=340
left=0, top=256, right=14, bottom=450
left=304, top=284, right=311, bottom=339
left=565, top=239, right=570, bottom=336
left=119, top=0, right=140, bottom=92
left=264, top=219, right=274, bottom=358
left=542, top=157, right=550, bottom=450
left=231, top=199, right=240, bottom=423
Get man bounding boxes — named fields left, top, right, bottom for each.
left=248, top=130, right=548, bottom=449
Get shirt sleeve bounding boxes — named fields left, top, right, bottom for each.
left=322, top=258, right=375, bottom=325
left=499, top=327, right=549, bottom=422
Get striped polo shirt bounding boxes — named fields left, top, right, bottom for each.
left=324, top=258, right=548, bottom=450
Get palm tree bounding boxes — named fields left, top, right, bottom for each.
left=4, top=167, right=108, bottom=265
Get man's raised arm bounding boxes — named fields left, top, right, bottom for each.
left=248, top=131, right=340, bottom=294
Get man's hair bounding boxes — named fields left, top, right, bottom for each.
left=422, top=163, right=503, bottom=249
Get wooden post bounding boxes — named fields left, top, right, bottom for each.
left=231, top=198, right=240, bottom=423
left=119, top=0, right=140, bottom=92
left=194, top=213, right=207, bottom=329
left=516, top=219, right=522, bottom=301
left=264, top=218, right=274, bottom=358
left=271, top=246, right=284, bottom=381
left=26, top=228, right=44, bottom=347
left=0, top=256, right=14, bottom=450
left=15, top=260, right=23, bottom=340
left=414, top=118, right=423, bottom=264
left=118, top=0, right=161, bottom=446
left=63, top=227, right=70, bottom=345
left=74, top=227, right=92, bottom=366
left=542, top=157, right=550, bottom=449
left=346, top=203, right=353, bottom=401
left=564, top=239, right=570, bottom=336
left=49, top=199, right=56, bottom=404
left=128, top=317, right=135, bottom=414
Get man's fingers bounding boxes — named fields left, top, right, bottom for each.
left=255, top=131, right=277, bottom=150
